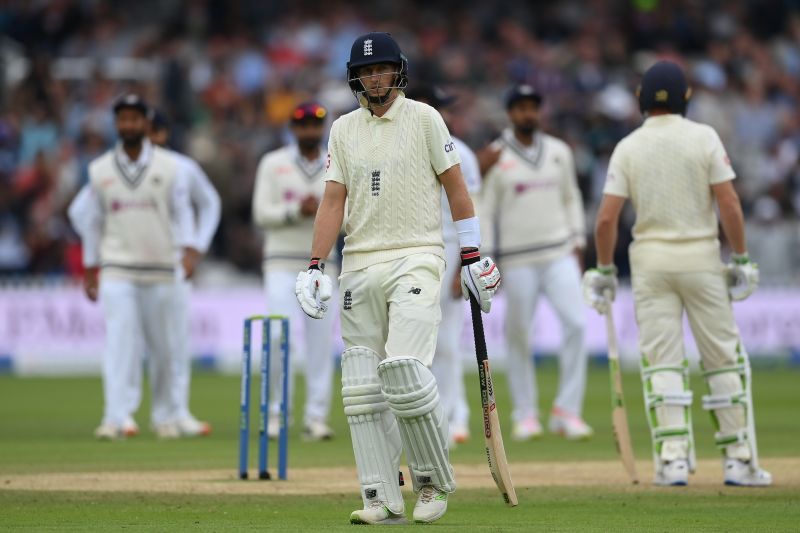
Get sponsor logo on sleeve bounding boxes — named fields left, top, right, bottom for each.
left=444, top=141, right=456, bottom=153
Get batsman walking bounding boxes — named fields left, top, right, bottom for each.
left=583, top=61, right=772, bottom=487
left=295, top=32, right=500, bottom=524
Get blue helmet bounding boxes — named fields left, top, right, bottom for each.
left=637, top=60, right=692, bottom=116
left=346, top=32, right=408, bottom=105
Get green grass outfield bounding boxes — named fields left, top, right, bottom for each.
left=1, top=363, right=798, bottom=530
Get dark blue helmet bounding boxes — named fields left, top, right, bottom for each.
left=346, top=32, right=408, bottom=105
left=637, top=60, right=692, bottom=116
left=112, top=93, right=148, bottom=116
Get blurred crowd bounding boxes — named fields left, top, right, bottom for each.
left=1, top=0, right=799, bottom=283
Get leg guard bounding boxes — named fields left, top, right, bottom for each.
left=701, top=347, right=759, bottom=466
left=640, top=357, right=697, bottom=475
left=377, top=356, right=456, bottom=494
left=341, top=347, right=404, bottom=514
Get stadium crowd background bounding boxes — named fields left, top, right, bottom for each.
left=1, top=0, right=798, bottom=284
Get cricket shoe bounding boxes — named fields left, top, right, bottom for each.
left=176, top=416, right=211, bottom=437
left=512, top=417, right=543, bottom=441
left=349, top=501, right=407, bottom=525
left=724, top=458, right=772, bottom=487
left=94, top=423, right=124, bottom=440
left=449, top=423, right=470, bottom=446
left=413, top=485, right=448, bottom=524
left=122, top=416, right=139, bottom=437
left=303, top=419, right=334, bottom=441
left=548, top=407, right=594, bottom=440
left=152, top=422, right=181, bottom=440
left=654, top=459, right=689, bottom=486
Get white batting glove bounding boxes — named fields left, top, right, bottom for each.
left=725, top=253, right=759, bottom=301
left=295, top=259, right=332, bottom=319
left=460, top=249, right=501, bottom=313
left=581, top=264, right=618, bottom=314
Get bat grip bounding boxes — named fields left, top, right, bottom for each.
left=469, top=293, right=488, bottom=364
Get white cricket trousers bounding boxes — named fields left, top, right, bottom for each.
left=264, top=268, right=337, bottom=425
left=99, top=278, right=179, bottom=426
left=338, top=253, right=445, bottom=365
left=431, top=241, right=470, bottom=427
left=503, top=254, right=588, bottom=422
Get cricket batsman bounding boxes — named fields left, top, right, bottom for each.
left=295, top=32, right=500, bottom=524
left=583, top=61, right=772, bottom=487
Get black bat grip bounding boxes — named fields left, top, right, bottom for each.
left=469, top=293, right=488, bottom=365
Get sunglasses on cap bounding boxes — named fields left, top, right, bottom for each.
left=292, top=103, right=327, bottom=122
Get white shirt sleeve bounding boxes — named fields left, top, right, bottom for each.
left=453, top=138, right=481, bottom=194
left=67, top=184, right=104, bottom=267
left=185, top=157, right=221, bottom=253
left=560, top=144, right=586, bottom=248
left=707, top=128, right=736, bottom=185
left=427, top=108, right=461, bottom=175
left=252, top=153, right=302, bottom=229
left=324, top=121, right=346, bottom=185
left=171, top=165, right=196, bottom=249
left=478, top=165, right=502, bottom=256
left=603, top=143, right=630, bottom=198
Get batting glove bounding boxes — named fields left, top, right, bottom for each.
left=295, top=258, right=332, bottom=319
left=725, top=253, right=759, bottom=301
left=461, top=248, right=501, bottom=313
left=581, top=264, right=618, bottom=314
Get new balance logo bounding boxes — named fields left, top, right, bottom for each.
left=363, top=39, right=373, bottom=56
left=365, top=488, right=377, bottom=499
left=343, top=289, right=352, bottom=310
left=408, top=287, right=421, bottom=294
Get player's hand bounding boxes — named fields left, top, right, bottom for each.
left=84, top=266, right=99, bottom=302
left=450, top=267, right=463, bottom=299
left=299, top=195, right=320, bottom=217
left=477, top=145, right=502, bottom=176
left=725, top=253, right=758, bottom=301
left=295, top=259, right=332, bottom=319
left=581, top=265, right=618, bottom=314
left=460, top=249, right=501, bottom=313
left=181, top=247, right=202, bottom=280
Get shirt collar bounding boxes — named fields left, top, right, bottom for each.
left=643, top=114, right=683, bottom=127
left=115, top=138, right=153, bottom=167
left=362, top=91, right=406, bottom=121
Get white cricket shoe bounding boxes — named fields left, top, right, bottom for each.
left=152, top=423, right=180, bottom=440
left=122, top=416, right=139, bottom=437
left=449, top=423, right=470, bottom=446
left=724, top=458, right=772, bottom=487
left=413, top=485, right=448, bottom=524
left=655, top=459, right=689, bottom=486
left=176, top=416, right=212, bottom=437
left=94, top=423, right=123, bottom=440
left=349, top=501, right=407, bottom=525
left=512, top=417, right=543, bottom=441
left=303, top=419, right=334, bottom=441
left=548, top=408, right=594, bottom=440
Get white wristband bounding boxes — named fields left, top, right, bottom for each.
left=455, top=216, right=481, bottom=249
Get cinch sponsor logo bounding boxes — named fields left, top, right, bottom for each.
left=444, top=141, right=456, bottom=153
left=109, top=198, right=157, bottom=212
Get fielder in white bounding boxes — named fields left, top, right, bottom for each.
left=406, top=85, right=481, bottom=446
left=294, top=33, right=500, bottom=525
left=68, top=94, right=196, bottom=440
left=583, top=61, right=771, bottom=486
left=481, top=85, right=593, bottom=441
left=141, top=109, right=221, bottom=437
left=253, top=101, right=337, bottom=441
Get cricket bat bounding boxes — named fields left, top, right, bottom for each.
left=604, top=294, right=639, bottom=484
left=468, top=294, right=518, bottom=506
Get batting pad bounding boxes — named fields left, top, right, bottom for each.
left=377, top=356, right=456, bottom=493
left=341, top=346, right=404, bottom=514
